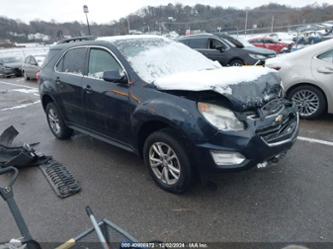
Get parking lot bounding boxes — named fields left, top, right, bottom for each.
left=0, top=77, right=332, bottom=243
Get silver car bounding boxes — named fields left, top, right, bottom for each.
left=266, top=39, right=333, bottom=119
left=22, top=55, right=46, bottom=80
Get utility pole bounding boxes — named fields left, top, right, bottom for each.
left=271, top=16, right=275, bottom=33
left=244, top=9, right=249, bottom=36
left=83, top=5, right=91, bottom=35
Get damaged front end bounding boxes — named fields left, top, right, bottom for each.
left=158, top=71, right=299, bottom=171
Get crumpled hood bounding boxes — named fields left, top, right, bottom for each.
left=154, top=66, right=282, bottom=110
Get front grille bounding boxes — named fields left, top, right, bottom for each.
left=256, top=113, right=298, bottom=146
left=261, top=98, right=284, bottom=117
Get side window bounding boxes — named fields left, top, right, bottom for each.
left=88, top=48, right=122, bottom=80
left=188, top=38, right=208, bottom=49
left=318, top=50, right=333, bottom=63
left=56, top=47, right=86, bottom=75
left=30, top=57, right=37, bottom=65
left=24, top=57, right=30, bottom=64
left=209, top=39, right=226, bottom=50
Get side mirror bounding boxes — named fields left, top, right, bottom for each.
left=103, top=70, right=127, bottom=83
left=214, top=45, right=225, bottom=52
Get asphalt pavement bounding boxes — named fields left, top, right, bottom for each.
left=0, top=77, right=332, bottom=243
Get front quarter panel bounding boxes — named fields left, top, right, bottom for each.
left=131, top=90, right=207, bottom=146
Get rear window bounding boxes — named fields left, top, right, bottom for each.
left=56, top=47, right=87, bottom=75
left=42, top=49, right=61, bottom=68
left=318, top=50, right=333, bottom=63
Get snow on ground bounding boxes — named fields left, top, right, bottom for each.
left=0, top=46, right=49, bottom=61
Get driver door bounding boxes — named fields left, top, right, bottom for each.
left=205, top=38, right=229, bottom=66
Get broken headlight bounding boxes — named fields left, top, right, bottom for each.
left=198, top=102, right=244, bottom=131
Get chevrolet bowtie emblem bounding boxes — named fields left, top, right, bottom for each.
left=275, top=115, right=284, bottom=124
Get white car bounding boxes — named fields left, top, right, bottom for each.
left=266, top=39, right=333, bottom=119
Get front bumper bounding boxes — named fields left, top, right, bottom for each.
left=194, top=102, right=299, bottom=172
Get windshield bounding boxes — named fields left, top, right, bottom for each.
left=223, top=39, right=236, bottom=48
left=113, top=37, right=220, bottom=83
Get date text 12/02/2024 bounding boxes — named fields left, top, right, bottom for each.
left=120, top=242, right=208, bottom=248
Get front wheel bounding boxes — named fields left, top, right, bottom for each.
left=143, top=129, right=193, bottom=193
left=46, top=103, right=73, bottom=139
left=288, top=85, right=326, bottom=119
left=229, top=59, right=244, bottom=67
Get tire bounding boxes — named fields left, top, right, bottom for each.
left=229, top=59, right=244, bottom=67
left=24, top=71, right=30, bottom=81
left=143, top=128, right=193, bottom=193
left=45, top=102, right=73, bottom=139
left=288, top=85, right=326, bottom=119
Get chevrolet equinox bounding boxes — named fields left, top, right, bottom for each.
left=39, top=35, right=299, bottom=193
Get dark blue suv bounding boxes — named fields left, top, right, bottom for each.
left=39, top=35, right=299, bottom=193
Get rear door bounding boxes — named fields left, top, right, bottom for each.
left=54, top=47, right=88, bottom=126
left=82, top=47, right=133, bottom=144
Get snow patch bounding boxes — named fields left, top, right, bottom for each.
left=154, top=66, right=275, bottom=94
left=1, top=100, right=40, bottom=111
left=12, top=89, right=39, bottom=95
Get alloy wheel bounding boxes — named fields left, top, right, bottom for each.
left=292, top=89, right=320, bottom=117
left=48, top=108, right=61, bottom=135
left=149, top=142, right=181, bottom=185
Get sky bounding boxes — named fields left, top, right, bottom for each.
left=0, top=0, right=332, bottom=24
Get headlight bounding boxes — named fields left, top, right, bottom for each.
left=198, top=102, right=244, bottom=131
left=249, top=54, right=267, bottom=60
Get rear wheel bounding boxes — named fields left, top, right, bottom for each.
left=143, top=128, right=193, bottom=193
left=229, top=59, right=244, bottom=67
left=46, top=102, right=73, bottom=139
left=288, top=85, right=326, bottom=119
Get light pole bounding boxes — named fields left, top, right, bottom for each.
left=83, top=5, right=91, bottom=35
left=244, top=9, right=249, bottom=37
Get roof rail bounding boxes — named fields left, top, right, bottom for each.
left=57, top=36, right=96, bottom=44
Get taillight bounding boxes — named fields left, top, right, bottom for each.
left=36, top=71, right=41, bottom=82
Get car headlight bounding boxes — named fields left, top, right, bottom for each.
left=249, top=54, right=267, bottom=60
left=198, top=102, right=244, bottom=131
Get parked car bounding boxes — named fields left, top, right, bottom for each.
left=178, top=33, right=272, bottom=66
left=293, top=31, right=322, bottom=45
left=39, top=35, right=299, bottom=193
left=266, top=39, right=333, bottom=119
left=248, top=37, right=293, bottom=53
left=0, top=56, right=23, bottom=77
left=22, top=54, right=46, bottom=80
left=214, top=33, right=276, bottom=60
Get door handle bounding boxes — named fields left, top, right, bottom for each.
left=84, top=85, right=93, bottom=94
left=317, top=67, right=333, bottom=74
